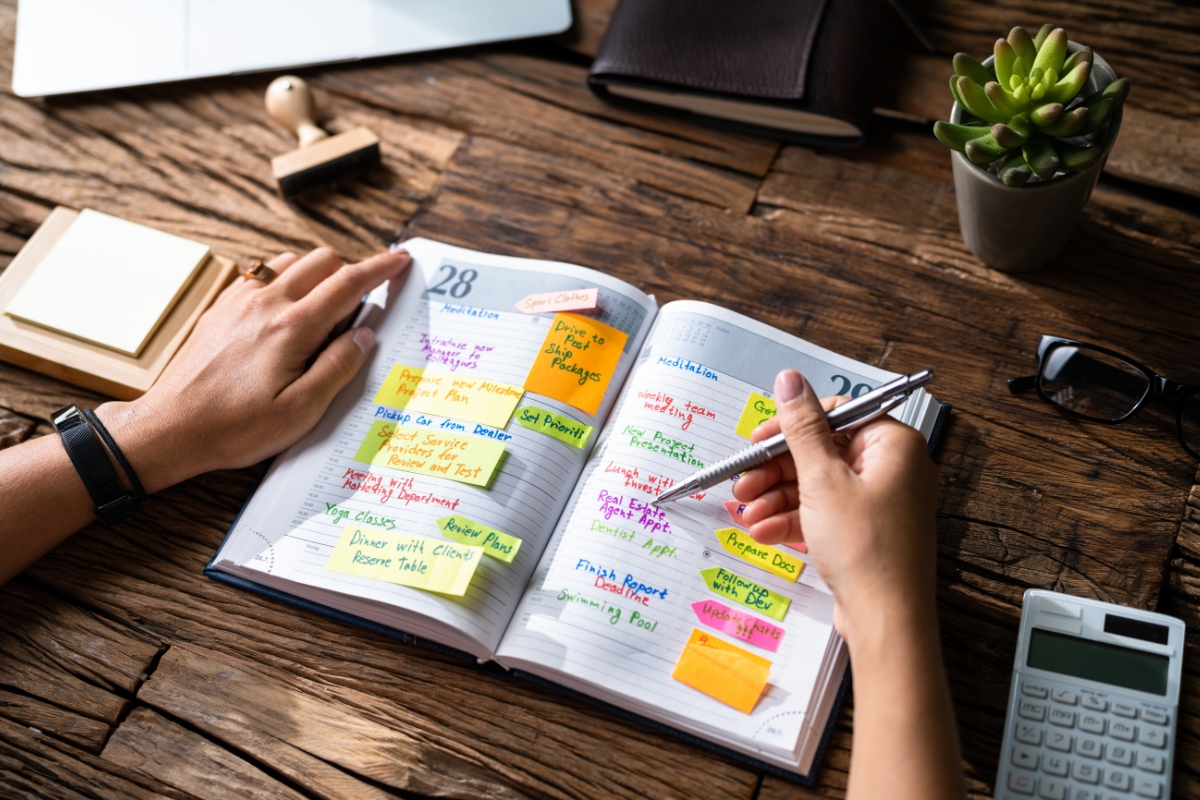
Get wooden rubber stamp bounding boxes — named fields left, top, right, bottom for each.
left=265, top=75, right=381, bottom=198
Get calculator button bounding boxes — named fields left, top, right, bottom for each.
left=1112, top=700, right=1138, bottom=717
left=1023, top=682, right=1049, bottom=699
left=1102, top=769, right=1132, bottom=791
left=1016, top=723, right=1043, bottom=745
left=1140, top=708, right=1168, bottom=726
left=1051, top=688, right=1078, bottom=705
left=1137, top=726, right=1166, bottom=748
left=1079, top=713, right=1106, bottom=735
left=1067, top=789, right=1098, bottom=800
left=1011, top=744, right=1039, bottom=769
left=1046, top=730, right=1072, bottom=752
left=1019, top=699, right=1047, bottom=721
left=1039, top=778, right=1066, bottom=800
left=1105, top=743, right=1133, bottom=766
left=1043, top=753, right=1069, bottom=777
left=1072, top=761, right=1100, bottom=783
left=1081, top=694, right=1107, bottom=711
left=1048, top=708, right=1076, bottom=727
left=1075, top=735, right=1103, bottom=758
left=1109, top=719, right=1135, bottom=741
left=1008, top=769, right=1037, bottom=795
left=1135, top=750, right=1164, bottom=773
left=1133, top=776, right=1162, bottom=798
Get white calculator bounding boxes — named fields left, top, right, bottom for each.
left=996, top=589, right=1184, bottom=800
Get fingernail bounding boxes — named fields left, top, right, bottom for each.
left=352, top=327, right=375, bottom=355
left=776, top=369, right=804, bottom=402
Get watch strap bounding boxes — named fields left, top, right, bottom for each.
left=51, top=405, right=137, bottom=525
left=82, top=407, right=147, bottom=503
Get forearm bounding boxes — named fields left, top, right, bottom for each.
left=844, top=603, right=966, bottom=800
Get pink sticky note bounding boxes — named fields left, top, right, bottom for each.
left=514, top=288, right=599, bottom=315
left=691, top=599, right=785, bottom=653
left=725, top=500, right=807, bottom=553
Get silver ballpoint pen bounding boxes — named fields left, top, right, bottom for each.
left=651, top=369, right=934, bottom=505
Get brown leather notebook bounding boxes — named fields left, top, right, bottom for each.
left=588, top=0, right=925, bottom=147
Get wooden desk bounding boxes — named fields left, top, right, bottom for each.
left=1, top=1, right=1198, bottom=797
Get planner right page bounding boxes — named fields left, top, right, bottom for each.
left=496, top=301, right=935, bottom=770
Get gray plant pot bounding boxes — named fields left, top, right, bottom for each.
left=950, top=44, right=1122, bottom=272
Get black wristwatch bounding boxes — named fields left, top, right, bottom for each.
left=51, top=404, right=139, bottom=525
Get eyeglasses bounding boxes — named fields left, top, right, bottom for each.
left=1008, top=335, right=1200, bottom=460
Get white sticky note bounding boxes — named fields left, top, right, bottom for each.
left=5, top=210, right=210, bottom=356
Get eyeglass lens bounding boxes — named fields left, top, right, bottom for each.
left=1181, top=390, right=1200, bottom=459
left=1039, top=345, right=1151, bottom=422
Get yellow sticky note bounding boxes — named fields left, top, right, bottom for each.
left=734, top=392, right=776, bottom=439
left=514, top=405, right=594, bottom=449
left=524, top=313, right=628, bottom=415
left=672, top=628, right=772, bottom=714
left=372, top=364, right=426, bottom=409
left=373, top=365, right=524, bottom=428
left=353, top=421, right=505, bottom=487
left=436, top=515, right=522, bottom=563
left=715, top=528, right=805, bottom=582
left=324, top=525, right=483, bottom=596
left=700, top=567, right=792, bottom=621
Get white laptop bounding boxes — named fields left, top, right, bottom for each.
left=12, top=0, right=572, bottom=97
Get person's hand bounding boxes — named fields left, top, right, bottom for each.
left=731, top=369, right=939, bottom=641
left=95, top=247, right=410, bottom=493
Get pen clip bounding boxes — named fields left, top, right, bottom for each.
left=830, top=393, right=907, bottom=435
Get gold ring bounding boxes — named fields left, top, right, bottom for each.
left=242, top=259, right=278, bottom=284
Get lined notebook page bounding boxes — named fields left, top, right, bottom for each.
left=213, top=239, right=656, bottom=657
left=497, top=301, right=926, bottom=760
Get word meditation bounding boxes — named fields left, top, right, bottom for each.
left=672, top=628, right=772, bottom=714
left=324, top=526, right=482, bottom=595
left=353, top=421, right=505, bottom=487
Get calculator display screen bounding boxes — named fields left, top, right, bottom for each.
left=1027, top=628, right=1169, bottom=695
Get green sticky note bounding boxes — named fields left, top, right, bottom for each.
left=699, top=567, right=791, bottom=621
left=436, top=515, right=522, bottom=563
left=514, top=405, right=594, bottom=449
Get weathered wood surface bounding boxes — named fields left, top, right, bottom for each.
left=1, top=0, right=1199, bottom=796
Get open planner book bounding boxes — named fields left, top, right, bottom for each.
left=208, top=238, right=947, bottom=782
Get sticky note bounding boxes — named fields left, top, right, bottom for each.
left=324, top=525, right=483, bottom=595
left=436, top=515, right=521, bottom=563
left=514, top=405, right=594, bottom=449
left=6, top=209, right=210, bottom=356
left=524, top=313, right=628, bottom=415
left=691, top=599, right=785, bottom=653
left=672, top=628, right=772, bottom=713
left=783, top=541, right=808, bottom=554
left=372, top=364, right=426, bottom=409
left=724, top=500, right=748, bottom=527
left=699, top=567, right=791, bottom=621
left=373, top=364, right=524, bottom=428
left=734, top=392, right=776, bottom=439
left=715, top=528, right=804, bottom=582
left=514, top=288, right=599, bottom=315
left=353, top=421, right=505, bottom=487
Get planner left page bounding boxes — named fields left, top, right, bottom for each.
left=211, top=239, right=658, bottom=659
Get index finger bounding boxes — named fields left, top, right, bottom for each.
left=294, top=250, right=411, bottom=339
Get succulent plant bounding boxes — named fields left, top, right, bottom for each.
left=933, top=25, right=1130, bottom=186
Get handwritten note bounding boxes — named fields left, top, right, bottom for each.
left=671, top=628, right=772, bottom=713
left=524, top=313, right=627, bottom=415
left=699, top=567, right=791, bottom=622
left=734, top=392, right=776, bottom=439
left=373, top=364, right=523, bottom=428
left=436, top=515, right=521, bottom=563
left=515, top=405, right=594, bottom=449
left=353, top=421, right=505, bottom=487
left=691, top=599, right=785, bottom=653
left=324, top=525, right=482, bottom=596
left=514, top=288, right=599, bottom=315
left=715, top=528, right=804, bottom=582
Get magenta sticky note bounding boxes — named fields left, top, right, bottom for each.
left=691, top=599, right=785, bottom=653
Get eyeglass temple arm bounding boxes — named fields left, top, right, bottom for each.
left=1008, top=375, right=1038, bottom=393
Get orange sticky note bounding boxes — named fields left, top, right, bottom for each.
left=523, top=312, right=628, bottom=415
left=671, top=628, right=772, bottom=714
